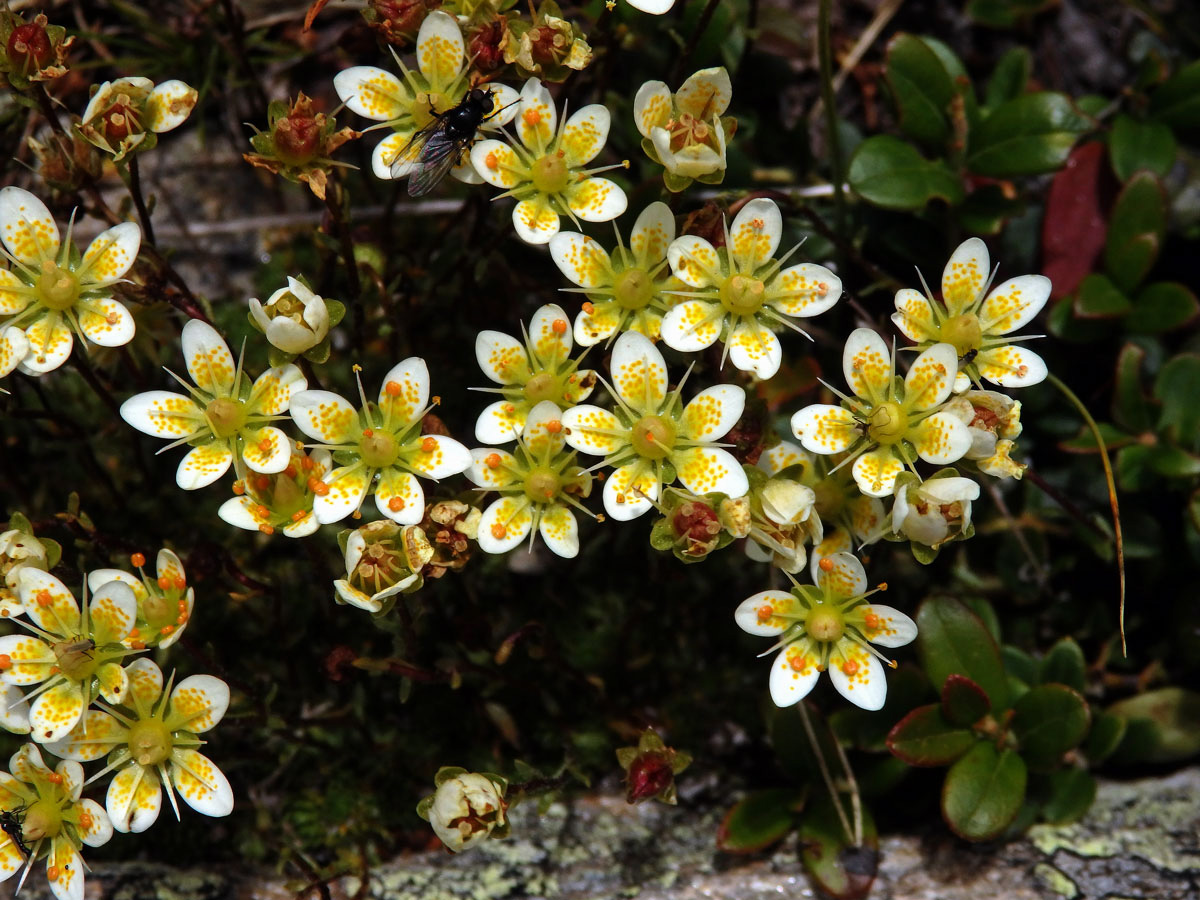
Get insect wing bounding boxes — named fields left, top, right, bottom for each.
left=387, top=123, right=439, bottom=179
left=407, top=130, right=468, bottom=197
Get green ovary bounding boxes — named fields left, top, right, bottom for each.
left=52, top=638, right=98, bottom=682
left=613, top=268, right=655, bottom=311
left=127, top=718, right=174, bottom=767
left=867, top=401, right=908, bottom=445
left=523, top=373, right=562, bottom=404
left=36, top=260, right=81, bottom=311
left=630, top=415, right=676, bottom=460
left=523, top=467, right=562, bottom=503
left=359, top=430, right=400, bottom=468
left=206, top=397, right=248, bottom=439
left=21, top=799, right=62, bottom=841
left=805, top=605, right=845, bottom=642
left=939, top=313, right=982, bottom=356
left=530, top=152, right=570, bottom=195
left=719, top=274, right=765, bottom=316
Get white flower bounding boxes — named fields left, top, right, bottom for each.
left=633, top=67, right=734, bottom=189
left=891, top=472, right=979, bottom=550
left=78, top=76, right=197, bottom=160
left=943, top=389, right=1026, bottom=480
left=662, top=197, right=841, bottom=379
left=86, top=548, right=195, bottom=649
left=0, top=186, right=140, bottom=377
left=217, top=449, right=334, bottom=538
left=562, top=331, right=748, bottom=521
left=248, top=276, right=331, bottom=355
left=471, top=78, right=627, bottom=244
left=734, top=552, right=916, bottom=711
left=425, top=771, right=508, bottom=853
left=120, top=320, right=307, bottom=490
left=893, top=237, right=1050, bottom=391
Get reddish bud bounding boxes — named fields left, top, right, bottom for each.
left=366, top=0, right=430, bottom=44
left=273, top=109, right=321, bottom=166
left=7, top=21, right=53, bottom=74
left=672, top=500, right=722, bottom=557
left=469, top=20, right=506, bottom=73
left=626, top=752, right=674, bottom=803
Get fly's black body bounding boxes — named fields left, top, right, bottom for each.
left=389, top=88, right=499, bottom=197
left=0, top=809, right=31, bottom=860
left=961, top=348, right=979, bottom=366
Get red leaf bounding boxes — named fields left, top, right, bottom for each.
left=1041, top=142, right=1110, bottom=299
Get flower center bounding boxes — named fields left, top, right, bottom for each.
left=719, top=274, right=766, bottom=316
left=21, top=799, right=62, bottom=841
left=867, top=401, right=907, bottom=445
left=939, top=313, right=982, bottom=357
left=270, top=291, right=306, bottom=319
left=142, top=589, right=177, bottom=632
left=630, top=415, right=676, bottom=460
left=52, top=637, right=98, bottom=682
left=523, top=373, right=560, bottom=404
left=359, top=429, right=400, bottom=468
left=36, top=260, right=81, bottom=311
left=206, top=397, right=247, bottom=439
left=806, top=605, right=845, bottom=642
left=523, top=467, right=561, bottom=503
left=530, top=151, right=570, bottom=195
left=412, top=91, right=444, bottom=130
left=127, top=718, right=174, bottom=767
left=613, top=267, right=655, bottom=311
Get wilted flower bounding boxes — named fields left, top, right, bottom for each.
left=0, top=186, right=140, bottom=378
left=363, top=0, right=433, bottom=45
left=218, top=449, right=334, bottom=538
left=502, top=1, right=592, bottom=81
left=734, top=552, right=916, bottom=710
left=893, top=237, right=1050, bottom=391
left=944, top=389, right=1026, bottom=479
left=889, top=470, right=978, bottom=561
left=244, top=94, right=359, bottom=200
left=742, top=465, right=822, bottom=574
left=0, top=743, right=112, bottom=900
left=0, top=11, right=74, bottom=89
left=77, top=76, right=197, bottom=161
left=334, top=519, right=433, bottom=613
left=27, top=131, right=103, bottom=194
left=634, top=67, right=737, bottom=192
left=616, top=730, right=691, bottom=805
left=418, top=767, right=509, bottom=853
left=418, top=500, right=482, bottom=578
left=248, top=275, right=343, bottom=361
left=86, top=549, right=195, bottom=650
left=648, top=489, right=736, bottom=562
left=44, top=659, right=233, bottom=833
left=0, top=512, right=60, bottom=618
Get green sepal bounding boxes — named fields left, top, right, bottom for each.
left=267, top=344, right=297, bottom=368
left=415, top=794, right=434, bottom=820
left=433, top=766, right=468, bottom=787
left=303, top=338, right=332, bottom=365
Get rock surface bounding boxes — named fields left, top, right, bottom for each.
left=3, top=767, right=1197, bottom=900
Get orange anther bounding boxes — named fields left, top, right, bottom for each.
left=877, top=582, right=888, bottom=591
left=232, top=481, right=245, bottom=495
left=291, top=511, right=306, bottom=521
left=841, top=658, right=860, bottom=676
left=522, top=109, right=541, bottom=126
left=106, top=312, right=120, bottom=325
left=312, top=482, right=329, bottom=496
left=385, top=380, right=403, bottom=397
left=284, top=465, right=297, bottom=478
left=128, top=628, right=140, bottom=638
left=130, top=553, right=146, bottom=567
left=485, top=151, right=499, bottom=170
left=863, top=612, right=881, bottom=630
left=0, top=655, right=11, bottom=670
left=581, top=302, right=595, bottom=314
left=818, top=557, right=834, bottom=572
left=756, top=605, right=773, bottom=623
left=421, top=436, right=437, bottom=453
left=157, top=576, right=171, bottom=590
left=131, top=640, right=146, bottom=651
left=176, top=614, right=187, bottom=625
left=301, top=456, right=315, bottom=471
left=172, top=576, right=186, bottom=591
left=253, top=475, right=270, bottom=491
left=259, top=524, right=275, bottom=535
left=490, top=523, right=507, bottom=539
left=47, top=866, right=60, bottom=882
left=46, top=772, right=62, bottom=784
left=255, top=505, right=270, bottom=518
left=36, top=590, right=52, bottom=607
left=546, top=420, right=563, bottom=434
left=552, top=319, right=567, bottom=335
left=257, top=438, right=272, bottom=453
left=177, top=600, right=187, bottom=611
left=362, top=428, right=374, bottom=438
left=789, top=654, right=808, bottom=672
left=388, top=497, right=406, bottom=512
left=161, top=626, right=175, bottom=635
left=485, top=453, right=502, bottom=469
left=49, top=665, right=60, bottom=675
left=503, top=403, right=515, bottom=414
left=79, top=812, right=93, bottom=830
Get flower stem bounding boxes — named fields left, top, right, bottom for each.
left=817, top=0, right=846, bottom=239
left=797, top=701, right=855, bottom=846
left=1047, top=372, right=1126, bottom=655
left=672, top=0, right=722, bottom=84
left=323, top=176, right=363, bottom=353
left=126, top=155, right=157, bottom=246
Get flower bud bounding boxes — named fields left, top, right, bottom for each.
left=944, top=391, right=1025, bottom=480
left=468, top=20, right=507, bottom=73
left=248, top=277, right=331, bottom=355
left=78, top=77, right=197, bottom=161
left=364, top=0, right=430, bottom=44
left=7, top=21, right=52, bottom=75
left=0, top=12, right=73, bottom=87
left=421, top=770, right=508, bottom=853
left=0, top=513, right=57, bottom=618
left=616, top=730, right=691, bottom=805
left=272, top=109, right=322, bottom=167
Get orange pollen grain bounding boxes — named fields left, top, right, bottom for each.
left=863, top=612, right=881, bottom=629
left=258, top=438, right=272, bottom=452
left=232, top=481, right=245, bottom=495
left=485, top=151, right=499, bottom=169
left=157, top=576, right=171, bottom=590
left=47, top=866, right=60, bottom=882
left=546, top=420, right=563, bottom=434
left=172, top=576, right=186, bottom=590
left=106, top=312, right=120, bottom=325
left=385, top=380, right=403, bottom=396
left=818, top=557, right=834, bottom=572
left=47, top=772, right=62, bottom=784
left=79, top=812, right=94, bottom=829
left=421, top=437, right=437, bottom=453
left=842, top=658, right=860, bottom=676
left=490, top=523, right=507, bottom=539
left=284, top=465, right=297, bottom=478
left=130, top=552, right=146, bottom=567
left=503, top=403, right=515, bottom=413
left=485, top=453, right=501, bottom=469
left=789, top=654, right=807, bottom=672
left=36, top=590, right=52, bottom=607
left=176, top=614, right=187, bottom=625
left=756, top=605, right=773, bottom=623
left=877, top=582, right=888, bottom=591
left=0, top=655, right=10, bottom=669
left=128, top=628, right=140, bottom=638
left=523, top=109, right=541, bottom=125
left=161, top=625, right=175, bottom=635
left=255, top=505, right=270, bottom=517
left=131, top=640, right=146, bottom=650
left=552, top=319, right=567, bottom=334
left=259, top=524, right=275, bottom=535
left=581, top=302, right=594, bottom=314
left=362, top=428, right=374, bottom=438
left=291, top=511, right=306, bottom=521
left=388, top=497, right=406, bottom=511
left=301, top=456, right=315, bottom=471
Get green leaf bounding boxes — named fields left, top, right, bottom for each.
left=798, top=795, right=879, bottom=900
left=829, top=665, right=933, bottom=752
left=1083, top=712, right=1127, bottom=763
left=886, top=704, right=977, bottom=765
left=1072, top=273, right=1132, bottom=319
left=885, top=34, right=956, bottom=146
left=1154, top=354, right=1200, bottom=448
left=1126, top=282, right=1199, bottom=334
left=1148, top=59, right=1200, bottom=129
left=962, top=597, right=1001, bottom=643
left=1113, top=342, right=1151, bottom=433
left=1011, top=684, right=1091, bottom=769
left=968, top=93, right=1091, bottom=177
left=1040, top=769, right=1097, bottom=824
left=916, top=595, right=1010, bottom=710
left=985, top=46, right=1031, bottom=109
left=956, top=184, right=1027, bottom=235
left=848, top=136, right=964, bottom=211
left=1108, top=688, right=1200, bottom=764
left=1037, top=638, right=1085, bottom=692
left=942, top=742, right=1027, bottom=841
left=1104, top=171, right=1166, bottom=293
left=942, top=674, right=992, bottom=725
left=716, top=788, right=806, bottom=853
left=1108, top=114, right=1177, bottom=181
left=1147, top=445, right=1200, bottom=478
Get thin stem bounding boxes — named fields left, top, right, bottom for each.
left=829, top=723, right=863, bottom=847
left=127, top=155, right=156, bottom=246
left=797, top=701, right=854, bottom=845
left=673, top=0, right=722, bottom=83
left=323, top=177, right=363, bottom=353
left=1047, top=373, right=1126, bottom=655
left=817, top=0, right=846, bottom=239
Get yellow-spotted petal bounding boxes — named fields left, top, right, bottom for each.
left=0, top=186, right=59, bottom=265
left=828, top=643, right=886, bottom=710
left=333, top=66, right=409, bottom=121
left=251, top=363, right=307, bottom=416
left=759, top=440, right=813, bottom=476
left=660, top=299, right=722, bottom=353
left=975, top=344, right=1048, bottom=388
left=667, top=235, right=719, bottom=287
left=378, top=357, right=429, bottom=424
left=470, top=139, right=524, bottom=189
left=466, top=447, right=519, bottom=488
left=769, top=643, right=821, bottom=707
left=851, top=447, right=904, bottom=498
left=675, top=446, right=748, bottom=497
left=181, top=319, right=235, bottom=396
left=979, top=275, right=1051, bottom=335
left=522, top=400, right=567, bottom=458
left=17, top=569, right=79, bottom=635
left=565, top=177, right=627, bottom=223
left=373, top=130, right=415, bottom=180
left=817, top=550, right=868, bottom=598
left=772, top=263, right=841, bottom=318
left=169, top=674, right=230, bottom=733
left=682, top=384, right=744, bottom=441
left=513, top=198, right=560, bottom=245
left=560, top=105, right=610, bottom=167
left=289, top=390, right=359, bottom=443
left=573, top=302, right=622, bottom=347
left=941, top=237, right=989, bottom=314
left=242, top=425, right=292, bottom=474
left=848, top=495, right=886, bottom=543
left=120, top=391, right=202, bottom=438
left=46, top=843, right=84, bottom=900
left=517, top=78, right=556, bottom=149
left=19, top=313, right=72, bottom=374
left=29, top=679, right=85, bottom=742
left=405, top=435, right=471, bottom=479
left=475, top=330, right=529, bottom=385
left=480, top=84, right=520, bottom=130
left=842, top=327, right=891, bottom=405
left=0, top=685, right=30, bottom=734
left=910, top=411, right=972, bottom=464
left=0, top=828, right=25, bottom=880
left=610, top=331, right=668, bottom=413
left=790, top=404, right=857, bottom=455
left=171, top=748, right=234, bottom=817
left=633, top=80, right=671, bottom=137
left=734, top=589, right=798, bottom=636
left=729, top=198, right=781, bottom=270
left=630, top=201, right=675, bottom=264
left=891, top=288, right=938, bottom=342
left=107, top=765, right=161, bottom=834
left=176, top=442, right=233, bottom=490
left=675, top=66, right=732, bottom=119
left=44, top=710, right=127, bottom=762
left=477, top=496, right=533, bottom=553
left=145, top=80, right=197, bottom=132
left=603, top=463, right=658, bottom=521
left=126, top=658, right=164, bottom=706
left=475, top=399, right=526, bottom=444
left=904, top=342, right=957, bottom=411
left=415, top=11, right=464, bottom=85
left=550, top=232, right=610, bottom=288
left=313, top=464, right=370, bottom=524
left=96, top=661, right=129, bottom=704
left=538, top=506, right=579, bottom=559
left=856, top=604, right=918, bottom=648
left=727, top=318, right=782, bottom=379
left=78, top=297, right=135, bottom=348
left=809, top=529, right=853, bottom=584
left=562, top=404, right=625, bottom=455
left=528, top=303, right=573, bottom=364
left=0, top=634, right=53, bottom=685
left=89, top=580, right=137, bottom=644
left=79, top=222, right=141, bottom=283
left=374, top=468, right=425, bottom=525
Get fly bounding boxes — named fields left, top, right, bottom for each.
left=0, top=809, right=31, bottom=860
left=387, top=87, right=513, bottom=197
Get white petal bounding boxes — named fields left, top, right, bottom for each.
left=78, top=297, right=135, bottom=348
left=858, top=604, right=918, bottom=648
left=941, top=237, right=990, bottom=313
left=626, top=0, right=676, bottom=13
left=29, top=680, right=85, bottom=742
left=333, top=66, right=409, bottom=121
left=549, top=232, right=610, bottom=287
left=976, top=345, right=1048, bottom=388
left=375, top=468, right=425, bottom=524
left=251, top=364, right=307, bottom=415
left=176, top=443, right=233, bottom=490
left=681, top=383, right=745, bottom=441
left=517, top=77, right=557, bottom=149
left=851, top=447, right=904, bottom=498
left=89, top=580, right=137, bottom=643
left=528, top=303, right=573, bottom=363
left=560, top=105, right=610, bottom=166
left=632, top=80, right=671, bottom=137
left=314, top=465, right=372, bottom=524
left=120, top=391, right=202, bottom=438
left=667, top=235, right=720, bottom=287
left=727, top=319, right=782, bottom=379
left=759, top=440, right=814, bottom=475
left=769, top=645, right=821, bottom=707
left=904, top=342, right=958, bottom=411
left=734, top=590, right=796, bottom=636
left=145, top=80, right=197, bottom=132
left=479, top=83, right=520, bottom=130
left=0, top=684, right=30, bottom=733
left=979, top=275, right=1051, bottom=335
left=0, top=186, right=59, bottom=265
left=171, top=749, right=234, bottom=817
left=475, top=330, right=527, bottom=384
left=630, top=201, right=675, bottom=263
left=415, top=11, right=465, bottom=84
left=565, top=177, right=627, bottom=223
left=181, top=319, right=235, bottom=396
left=828, top=647, right=887, bottom=710
left=377, top=357, right=429, bottom=422
left=816, top=551, right=868, bottom=597
left=603, top=463, right=658, bottom=521
left=729, top=198, right=782, bottom=270
left=465, top=447, right=518, bottom=488
left=107, top=766, right=161, bottom=833
left=469, top=139, right=522, bottom=189
left=80, top=222, right=141, bottom=283
left=476, top=497, right=533, bottom=553
left=46, top=845, right=85, bottom=900
left=475, top=399, right=526, bottom=444
left=892, top=288, right=938, bottom=342
left=170, top=674, right=230, bottom=733
left=842, top=327, right=892, bottom=405
left=771, top=263, right=842, bottom=319
left=660, top=300, right=723, bottom=353
left=538, top=506, right=579, bottom=558
left=407, top=434, right=471, bottom=479
left=512, top=198, right=560, bottom=244
left=561, top=404, right=625, bottom=456
left=241, top=425, right=291, bottom=474
left=676, top=66, right=733, bottom=118
left=289, top=390, right=359, bottom=443
left=610, top=331, right=668, bottom=414
left=0, top=326, right=28, bottom=378
left=372, top=131, right=411, bottom=180
left=911, top=412, right=973, bottom=464
left=790, top=404, right=858, bottom=455
left=18, top=314, right=73, bottom=374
